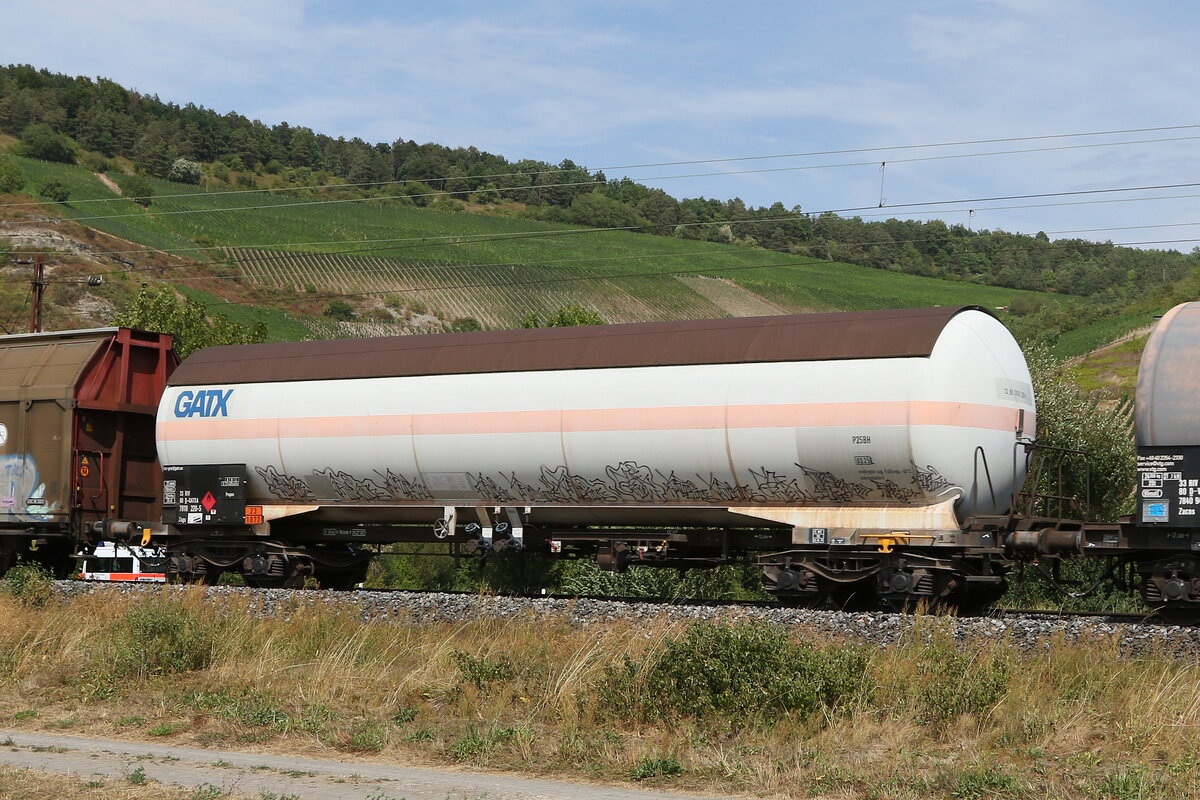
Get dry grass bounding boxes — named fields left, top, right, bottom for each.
left=0, top=589, right=1197, bottom=799
left=0, top=764, right=262, bottom=799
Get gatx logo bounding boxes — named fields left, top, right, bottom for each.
left=173, top=389, right=233, bottom=418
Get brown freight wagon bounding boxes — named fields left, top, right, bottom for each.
left=0, top=328, right=177, bottom=576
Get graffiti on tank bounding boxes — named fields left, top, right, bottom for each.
left=869, top=477, right=921, bottom=502
left=0, top=454, right=57, bottom=521
left=605, top=461, right=664, bottom=502
left=468, top=471, right=540, bottom=503
left=915, top=465, right=952, bottom=493
left=539, top=465, right=619, bottom=503
left=747, top=467, right=811, bottom=504
left=316, top=468, right=392, bottom=501
left=255, top=465, right=316, bottom=502
left=249, top=460, right=957, bottom=506
left=697, top=474, right=754, bottom=503
left=501, top=472, right=539, bottom=500
left=654, top=470, right=720, bottom=502
left=467, top=472, right=519, bottom=503
left=796, top=464, right=870, bottom=503
left=375, top=469, right=432, bottom=501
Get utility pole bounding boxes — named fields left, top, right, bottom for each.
left=29, top=254, right=46, bottom=333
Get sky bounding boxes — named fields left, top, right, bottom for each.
left=4, top=0, right=1200, bottom=247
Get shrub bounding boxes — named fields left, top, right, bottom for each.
left=451, top=650, right=512, bottom=690
left=0, top=158, right=24, bottom=193
left=917, top=641, right=1010, bottom=723
left=167, top=157, right=203, bottom=185
left=15, top=123, right=77, bottom=163
left=36, top=179, right=69, bottom=202
left=120, top=173, right=155, bottom=206
left=448, top=723, right=518, bottom=761
left=105, top=599, right=215, bottom=678
left=81, top=153, right=114, bottom=173
left=630, top=755, right=684, bottom=781
left=610, top=620, right=867, bottom=724
left=1, top=562, right=55, bottom=607
left=322, top=300, right=355, bottom=320
left=950, top=765, right=1025, bottom=799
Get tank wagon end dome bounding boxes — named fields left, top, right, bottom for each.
left=169, top=306, right=995, bottom=386
left=1136, top=302, right=1200, bottom=447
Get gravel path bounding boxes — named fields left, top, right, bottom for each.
left=56, top=582, right=1200, bottom=659
left=0, top=730, right=725, bottom=800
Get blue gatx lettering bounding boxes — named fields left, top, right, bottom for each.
left=173, top=389, right=233, bottom=418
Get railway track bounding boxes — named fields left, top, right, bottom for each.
left=354, top=586, right=1178, bottom=624
left=63, top=580, right=1188, bottom=627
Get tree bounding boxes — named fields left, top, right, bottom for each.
left=1024, top=347, right=1135, bottom=522
left=112, top=285, right=267, bottom=359
left=565, top=192, right=646, bottom=229
left=0, top=158, right=24, bottom=194
left=36, top=179, right=69, bottom=202
left=520, top=304, right=604, bottom=328
left=14, top=123, right=77, bottom=163
left=166, top=157, right=203, bottom=185
left=120, top=174, right=155, bottom=206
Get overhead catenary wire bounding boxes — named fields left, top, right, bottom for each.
left=9, top=180, right=1200, bottom=270
left=4, top=133, right=1200, bottom=221
left=1, top=122, right=1198, bottom=210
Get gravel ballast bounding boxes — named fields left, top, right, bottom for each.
left=54, top=582, right=1200, bottom=660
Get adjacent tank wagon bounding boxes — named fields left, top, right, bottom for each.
left=0, top=327, right=176, bottom=574
left=156, top=306, right=1035, bottom=600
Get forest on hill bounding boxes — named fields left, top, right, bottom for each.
left=2, top=63, right=1196, bottom=311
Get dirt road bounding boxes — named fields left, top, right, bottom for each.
left=0, top=730, right=724, bottom=800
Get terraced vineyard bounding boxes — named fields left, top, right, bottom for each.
left=11, top=155, right=1077, bottom=334
left=227, top=247, right=792, bottom=327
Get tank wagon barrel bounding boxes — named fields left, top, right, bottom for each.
left=153, top=306, right=1036, bottom=603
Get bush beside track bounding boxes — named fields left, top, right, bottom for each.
left=0, top=581, right=1195, bottom=799
left=54, top=581, right=1200, bottom=658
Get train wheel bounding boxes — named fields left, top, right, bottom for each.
left=762, top=564, right=822, bottom=607
left=1152, top=605, right=1200, bottom=626
left=826, top=581, right=879, bottom=612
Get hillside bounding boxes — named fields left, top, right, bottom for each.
left=1, top=152, right=1077, bottom=340
left=7, top=66, right=1199, bottom=348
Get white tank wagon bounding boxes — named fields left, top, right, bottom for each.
left=154, top=307, right=1035, bottom=599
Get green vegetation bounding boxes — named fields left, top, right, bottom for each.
left=2, top=591, right=1198, bottom=799
left=7, top=153, right=1070, bottom=333
left=3, top=64, right=1194, bottom=308
left=36, top=177, right=68, bottom=202
left=0, top=155, right=23, bottom=193
left=520, top=302, right=604, bottom=327
left=113, top=284, right=267, bottom=358
left=13, top=122, right=76, bottom=163
left=11, top=65, right=1198, bottom=345
left=1, top=562, right=55, bottom=607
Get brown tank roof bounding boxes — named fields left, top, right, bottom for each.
left=169, top=306, right=987, bottom=386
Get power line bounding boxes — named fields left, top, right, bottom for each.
left=1, top=123, right=1198, bottom=210
left=26, top=197, right=1200, bottom=289
left=4, top=133, right=1200, bottom=223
